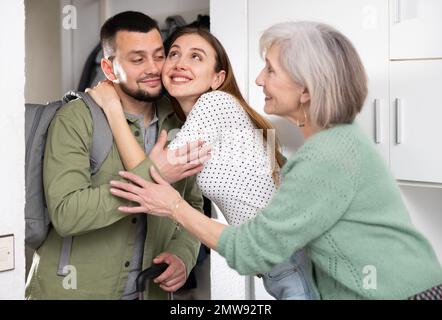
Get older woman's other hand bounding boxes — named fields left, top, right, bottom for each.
left=110, top=166, right=181, bottom=217
left=86, top=80, right=122, bottom=112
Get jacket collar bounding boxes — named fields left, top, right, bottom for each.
left=123, top=95, right=177, bottom=128
left=156, top=96, right=176, bottom=123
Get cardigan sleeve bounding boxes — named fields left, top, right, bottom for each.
left=217, top=150, right=359, bottom=275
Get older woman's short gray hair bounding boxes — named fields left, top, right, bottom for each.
left=260, top=21, right=368, bottom=128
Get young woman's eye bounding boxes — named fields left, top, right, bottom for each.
left=192, top=53, right=202, bottom=61
left=168, top=51, right=179, bottom=59
left=267, top=66, right=274, bottom=73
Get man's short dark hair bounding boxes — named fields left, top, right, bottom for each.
left=100, top=11, right=160, bottom=58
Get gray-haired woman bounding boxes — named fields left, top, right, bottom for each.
left=108, top=21, right=442, bottom=299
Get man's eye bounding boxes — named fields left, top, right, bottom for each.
left=155, top=55, right=165, bottom=61
left=133, top=58, right=143, bottom=63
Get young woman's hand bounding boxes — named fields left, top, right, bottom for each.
left=149, top=130, right=211, bottom=184
left=86, top=80, right=122, bottom=113
left=110, top=166, right=182, bottom=217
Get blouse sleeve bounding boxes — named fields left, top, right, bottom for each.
left=168, top=91, right=235, bottom=150
left=216, top=151, right=359, bottom=275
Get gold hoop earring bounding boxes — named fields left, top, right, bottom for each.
left=296, top=103, right=308, bottom=128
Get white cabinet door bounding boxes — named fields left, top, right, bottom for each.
left=390, top=60, right=442, bottom=183
left=248, top=0, right=390, bottom=160
left=390, top=0, right=442, bottom=60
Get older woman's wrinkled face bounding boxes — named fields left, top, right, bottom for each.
left=255, top=44, right=309, bottom=123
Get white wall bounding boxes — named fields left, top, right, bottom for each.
left=61, top=0, right=102, bottom=93
left=0, top=0, right=26, bottom=300
left=210, top=205, right=248, bottom=299
left=209, top=0, right=250, bottom=300
left=25, top=0, right=61, bottom=104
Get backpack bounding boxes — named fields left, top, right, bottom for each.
left=25, top=91, right=113, bottom=261
left=77, top=43, right=105, bottom=92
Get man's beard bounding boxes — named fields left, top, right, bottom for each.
left=119, top=82, right=162, bottom=102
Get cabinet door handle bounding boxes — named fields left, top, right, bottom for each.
left=395, top=98, right=403, bottom=144
left=374, top=99, right=381, bottom=144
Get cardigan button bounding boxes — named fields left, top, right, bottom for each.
left=134, top=130, right=140, bottom=137
left=125, top=261, right=130, bottom=268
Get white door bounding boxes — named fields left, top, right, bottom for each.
left=248, top=0, right=390, bottom=161
left=390, top=60, right=442, bottom=184
left=390, top=0, right=442, bottom=60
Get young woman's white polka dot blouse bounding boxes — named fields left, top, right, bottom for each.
left=168, top=91, right=278, bottom=226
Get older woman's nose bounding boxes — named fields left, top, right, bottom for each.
left=255, top=68, right=265, bottom=86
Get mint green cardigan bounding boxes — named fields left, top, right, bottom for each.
left=218, top=123, right=442, bottom=299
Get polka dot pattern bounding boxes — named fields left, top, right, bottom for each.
left=168, top=91, right=278, bottom=226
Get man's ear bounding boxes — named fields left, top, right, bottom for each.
left=211, top=70, right=226, bottom=90
left=101, top=58, right=117, bottom=81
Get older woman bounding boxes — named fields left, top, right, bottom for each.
left=110, top=21, right=442, bottom=299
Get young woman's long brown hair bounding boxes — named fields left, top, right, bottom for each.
left=165, top=26, right=284, bottom=183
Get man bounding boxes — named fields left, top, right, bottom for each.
left=26, top=11, right=205, bottom=299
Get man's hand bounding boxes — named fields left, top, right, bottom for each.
left=149, top=130, right=211, bottom=184
left=153, top=252, right=188, bottom=293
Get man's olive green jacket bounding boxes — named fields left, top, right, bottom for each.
left=26, top=97, right=202, bottom=299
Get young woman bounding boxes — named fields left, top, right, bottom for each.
left=88, top=26, right=316, bottom=299
left=105, top=21, right=442, bottom=300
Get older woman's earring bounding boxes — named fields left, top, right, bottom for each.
left=296, top=103, right=308, bottom=128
